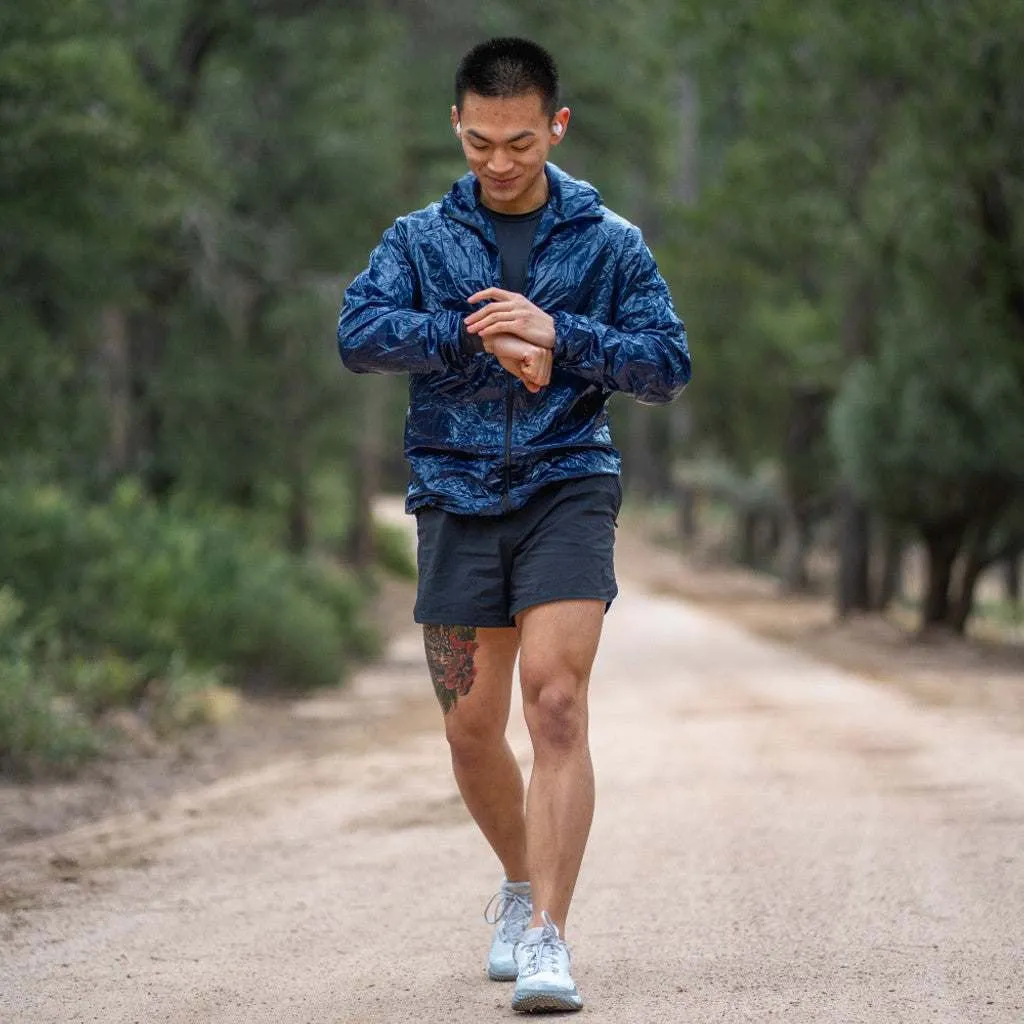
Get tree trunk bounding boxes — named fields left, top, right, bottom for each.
left=1004, top=550, right=1022, bottom=606
left=874, top=524, right=904, bottom=612
left=836, top=486, right=872, bottom=615
left=738, top=507, right=758, bottom=568
left=98, top=306, right=132, bottom=480
left=780, top=507, right=812, bottom=593
left=948, top=504, right=1012, bottom=633
left=763, top=508, right=782, bottom=563
left=672, top=72, right=700, bottom=206
left=920, top=527, right=962, bottom=629
left=623, top=404, right=656, bottom=501
left=835, top=266, right=876, bottom=616
left=283, top=332, right=311, bottom=554
left=346, top=374, right=386, bottom=569
left=950, top=541, right=987, bottom=636
left=677, top=483, right=697, bottom=542
left=287, top=459, right=311, bottom=554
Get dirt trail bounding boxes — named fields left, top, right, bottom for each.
left=2, top=545, right=1023, bottom=1022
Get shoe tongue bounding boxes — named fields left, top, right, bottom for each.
left=519, top=926, right=546, bottom=945
left=503, top=881, right=531, bottom=896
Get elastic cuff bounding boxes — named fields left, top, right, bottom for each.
left=459, top=322, right=485, bottom=357
left=551, top=311, right=573, bottom=362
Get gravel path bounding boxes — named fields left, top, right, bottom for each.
left=2, top=569, right=1023, bottom=1023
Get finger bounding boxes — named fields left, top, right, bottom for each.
left=491, top=338, right=533, bottom=358
left=476, top=319, right=527, bottom=338
left=466, top=310, right=519, bottom=332
left=525, top=355, right=551, bottom=386
left=464, top=301, right=517, bottom=325
left=521, top=362, right=547, bottom=387
left=467, top=288, right=517, bottom=305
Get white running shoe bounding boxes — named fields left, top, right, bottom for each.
left=485, top=881, right=533, bottom=981
left=511, top=912, right=583, bottom=1013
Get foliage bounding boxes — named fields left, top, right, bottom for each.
left=676, top=0, right=1024, bottom=624
left=3, top=0, right=1024, bottom=747
left=0, top=478, right=383, bottom=774
left=0, top=481, right=376, bottom=689
left=373, top=523, right=419, bottom=581
left=832, top=338, right=1024, bottom=531
left=0, top=589, right=100, bottom=776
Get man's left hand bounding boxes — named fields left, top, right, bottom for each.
left=465, top=288, right=556, bottom=350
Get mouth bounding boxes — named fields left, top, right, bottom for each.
left=486, top=175, right=520, bottom=189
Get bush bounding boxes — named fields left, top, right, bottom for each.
left=64, top=654, right=146, bottom=716
left=0, top=589, right=100, bottom=776
left=0, top=480, right=385, bottom=774
left=373, top=521, right=417, bottom=580
left=143, top=654, right=236, bottom=736
left=0, top=481, right=378, bottom=690
left=0, top=656, right=100, bottom=777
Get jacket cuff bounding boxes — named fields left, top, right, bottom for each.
left=459, top=321, right=485, bottom=357
left=552, top=310, right=585, bottom=363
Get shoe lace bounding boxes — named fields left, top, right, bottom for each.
left=484, top=888, right=532, bottom=943
left=514, top=911, right=568, bottom=977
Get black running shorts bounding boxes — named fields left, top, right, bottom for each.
left=413, top=474, right=622, bottom=628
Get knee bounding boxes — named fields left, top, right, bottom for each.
left=523, top=680, right=587, bottom=753
left=445, top=712, right=501, bottom=768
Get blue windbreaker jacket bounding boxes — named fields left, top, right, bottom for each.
left=338, top=163, right=691, bottom=516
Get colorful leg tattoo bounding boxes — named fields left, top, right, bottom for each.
left=423, top=624, right=479, bottom=714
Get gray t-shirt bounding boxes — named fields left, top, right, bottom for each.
left=459, top=202, right=547, bottom=356
left=486, top=202, right=546, bottom=294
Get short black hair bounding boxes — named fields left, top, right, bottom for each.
left=455, top=37, right=560, bottom=117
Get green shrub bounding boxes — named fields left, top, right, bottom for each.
left=0, top=480, right=385, bottom=773
left=0, top=656, right=100, bottom=776
left=296, top=558, right=381, bottom=661
left=145, top=655, right=234, bottom=736
left=64, top=654, right=146, bottom=715
left=374, top=521, right=417, bottom=580
left=0, top=589, right=99, bottom=776
left=0, top=481, right=377, bottom=691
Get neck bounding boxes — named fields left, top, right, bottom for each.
left=480, top=170, right=549, bottom=215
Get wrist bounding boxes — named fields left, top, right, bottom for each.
left=541, top=314, right=556, bottom=350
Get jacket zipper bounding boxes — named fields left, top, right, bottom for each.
left=501, top=246, right=514, bottom=510
left=501, top=229, right=545, bottom=509
left=503, top=375, right=513, bottom=503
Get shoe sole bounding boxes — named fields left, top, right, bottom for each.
left=512, top=993, right=583, bottom=1013
left=488, top=966, right=517, bottom=982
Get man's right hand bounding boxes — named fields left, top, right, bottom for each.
left=484, top=334, right=552, bottom=393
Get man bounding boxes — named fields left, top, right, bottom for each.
left=338, top=37, right=690, bottom=1014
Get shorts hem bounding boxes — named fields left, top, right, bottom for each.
left=509, top=588, right=618, bottom=621
left=413, top=610, right=516, bottom=628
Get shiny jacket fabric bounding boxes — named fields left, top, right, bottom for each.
left=337, top=163, right=691, bottom=516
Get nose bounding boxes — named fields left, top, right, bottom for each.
left=486, top=148, right=514, bottom=175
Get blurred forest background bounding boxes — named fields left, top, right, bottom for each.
left=2, top=0, right=1023, bottom=775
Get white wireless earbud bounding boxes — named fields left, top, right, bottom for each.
left=552, top=123, right=563, bottom=135
left=455, top=121, right=462, bottom=135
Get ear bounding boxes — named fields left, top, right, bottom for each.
left=550, top=107, right=571, bottom=145
left=451, top=105, right=460, bottom=136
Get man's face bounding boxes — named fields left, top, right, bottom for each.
left=452, top=91, right=569, bottom=214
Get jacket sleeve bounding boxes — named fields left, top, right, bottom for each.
left=337, top=219, right=473, bottom=375
left=551, top=229, right=691, bottom=405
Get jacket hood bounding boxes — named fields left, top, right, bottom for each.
left=441, top=163, right=602, bottom=232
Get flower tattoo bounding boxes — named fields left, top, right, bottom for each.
left=423, top=625, right=479, bottom=714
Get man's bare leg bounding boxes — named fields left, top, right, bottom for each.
left=516, top=600, right=604, bottom=937
left=424, top=625, right=527, bottom=881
